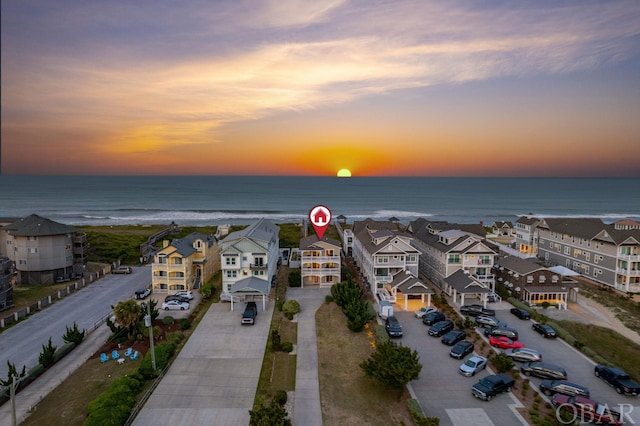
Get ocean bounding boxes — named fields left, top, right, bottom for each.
left=0, top=176, right=638, bottom=227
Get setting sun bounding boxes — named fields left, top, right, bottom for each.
left=337, top=168, right=352, bottom=177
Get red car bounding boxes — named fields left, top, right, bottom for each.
left=551, top=394, right=622, bottom=426
left=489, top=335, right=524, bottom=349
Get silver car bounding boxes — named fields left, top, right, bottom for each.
left=414, top=306, right=438, bottom=318
left=504, top=348, right=542, bottom=363
left=459, top=355, right=488, bottom=377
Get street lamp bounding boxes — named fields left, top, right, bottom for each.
left=144, top=299, right=156, bottom=370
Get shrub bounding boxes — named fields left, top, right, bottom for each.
left=85, top=374, right=144, bottom=426
left=63, top=322, right=85, bottom=345
left=162, top=316, right=175, bottom=325
left=38, top=337, right=57, bottom=368
left=138, top=341, right=176, bottom=379
left=276, top=299, right=285, bottom=312
left=281, top=342, right=293, bottom=353
left=288, top=270, right=301, bottom=287
left=200, top=284, right=214, bottom=299
left=375, top=324, right=390, bottom=343
left=282, top=300, right=300, bottom=318
left=408, top=399, right=439, bottom=425
left=325, top=295, right=334, bottom=304
left=166, top=331, right=185, bottom=346
left=249, top=402, right=292, bottom=426
left=271, top=330, right=282, bottom=352
left=273, top=390, right=288, bottom=406
left=491, top=353, right=515, bottom=373
left=179, top=318, right=191, bottom=330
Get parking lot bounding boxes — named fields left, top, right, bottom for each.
left=392, top=301, right=640, bottom=426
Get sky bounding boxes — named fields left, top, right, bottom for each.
left=2, top=0, right=640, bottom=177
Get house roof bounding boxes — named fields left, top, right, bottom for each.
left=491, top=221, right=513, bottom=228
left=229, top=277, right=270, bottom=295
left=224, top=218, right=279, bottom=244
left=4, top=214, right=77, bottom=236
left=495, top=256, right=547, bottom=275
left=169, top=232, right=211, bottom=257
left=352, top=218, right=417, bottom=256
left=389, top=270, right=433, bottom=294
left=538, top=218, right=640, bottom=245
left=406, top=218, right=487, bottom=240
left=444, top=270, right=490, bottom=294
left=299, top=235, right=342, bottom=250
left=516, top=216, right=540, bottom=225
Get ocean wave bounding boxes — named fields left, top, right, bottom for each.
left=516, top=212, right=640, bottom=222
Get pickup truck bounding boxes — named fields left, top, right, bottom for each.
left=594, top=365, right=640, bottom=395
left=241, top=302, right=258, bottom=325
left=472, top=374, right=514, bottom=401
left=460, top=304, right=496, bottom=317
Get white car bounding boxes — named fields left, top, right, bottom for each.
left=162, top=300, right=189, bottom=310
left=459, top=355, right=488, bottom=377
left=174, top=290, right=194, bottom=300
left=414, top=306, right=438, bottom=318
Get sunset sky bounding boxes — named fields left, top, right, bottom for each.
left=2, top=1, right=639, bottom=177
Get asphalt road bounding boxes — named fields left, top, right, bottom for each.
left=396, top=302, right=640, bottom=426
left=0, top=267, right=151, bottom=379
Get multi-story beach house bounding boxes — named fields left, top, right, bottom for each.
left=535, top=218, right=640, bottom=293
left=0, top=256, right=15, bottom=311
left=493, top=255, right=567, bottom=309
left=152, top=232, right=219, bottom=294
left=407, top=218, right=499, bottom=300
left=219, top=218, right=279, bottom=301
left=299, top=235, right=341, bottom=288
left=515, top=216, right=540, bottom=256
left=0, top=214, right=89, bottom=285
left=351, top=219, right=420, bottom=300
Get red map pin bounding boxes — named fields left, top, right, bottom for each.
left=309, top=205, right=332, bottom=240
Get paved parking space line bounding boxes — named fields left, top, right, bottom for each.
left=446, top=408, right=494, bottom=425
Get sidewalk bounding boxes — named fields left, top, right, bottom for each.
left=288, top=287, right=330, bottom=426
left=0, top=324, right=111, bottom=426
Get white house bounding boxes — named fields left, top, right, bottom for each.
left=299, top=235, right=341, bottom=288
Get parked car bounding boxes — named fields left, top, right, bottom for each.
left=532, top=323, right=557, bottom=338
left=174, top=290, right=194, bottom=300
left=510, top=307, right=531, bottom=320
left=475, top=315, right=507, bottom=329
left=161, top=300, right=189, bottom=310
left=385, top=316, right=404, bottom=338
left=594, top=364, right=640, bottom=395
left=459, top=355, right=488, bottom=376
left=521, top=362, right=567, bottom=380
left=241, top=301, right=258, bottom=325
left=471, top=374, right=514, bottom=401
left=428, top=319, right=454, bottom=337
left=539, top=380, right=590, bottom=398
left=422, top=311, right=446, bottom=326
left=164, top=294, right=190, bottom=303
left=441, top=330, right=466, bottom=346
left=485, top=326, right=519, bottom=341
left=134, top=288, right=151, bottom=300
left=460, top=304, right=495, bottom=317
left=551, top=394, right=622, bottom=426
left=489, top=336, right=524, bottom=350
left=112, top=266, right=132, bottom=274
left=503, top=348, right=542, bottom=363
left=414, top=306, right=438, bottom=318
left=450, top=341, right=474, bottom=360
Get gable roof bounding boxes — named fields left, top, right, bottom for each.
left=229, top=277, right=270, bottom=295
left=299, top=235, right=342, bottom=250
left=495, top=255, right=547, bottom=275
left=5, top=214, right=77, bottom=236
left=444, top=270, right=490, bottom=294
left=168, top=232, right=211, bottom=257
left=224, top=218, right=279, bottom=244
left=537, top=217, right=640, bottom=245
left=516, top=216, right=540, bottom=226
left=389, top=270, right=433, bottom=294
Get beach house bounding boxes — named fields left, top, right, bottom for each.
left=299, top=235, right=341, bottom=288
left=152, top=232, right=219, bottom=294
left=219, top=218, right=279, bottom=305
left=0, top=214, right=88, bottom=285
left=535, top=218, right=640, bottom=293
left=515, top=216, right=540, bottom=256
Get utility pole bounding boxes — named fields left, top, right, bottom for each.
left=145, top=297, right=156, bottom=370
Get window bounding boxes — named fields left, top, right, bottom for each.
left=159, top=283, right=168, bottom=289
left=225, top=257, right=237, bottom=266
left=407, top=255, right=416, bottom=262
left=19, top=259, right=27, bottom=265
left=28, top=236, right=37, bottom=241
left=585, top=253, right=590, bottom=261
left=28, top=248, right=37, bottom=254
left=564, top=247, right=570, bottom=255
left=158, top=255, right=167, bottom=264
left=226, top=270, right=237, bottom=278
left=378, top=256, right=389, bottom=263
left=448, top=254, right=460, bottom=264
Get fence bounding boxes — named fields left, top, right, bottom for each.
left=0, top=267, right=110, bottom=329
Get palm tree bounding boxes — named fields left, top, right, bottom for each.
left=113, top=300, right=141, bottom=339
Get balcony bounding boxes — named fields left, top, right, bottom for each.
left=617, top=268, right=640, bottom=277
left=619, top=254, right=640, bottom=261
left=301, top=267, right=341, bottom=276
left=250, top=263, right=268, bottom=271
left=375, top=275, right=393, bottom=284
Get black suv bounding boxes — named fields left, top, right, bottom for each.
left=385, top=316, right=403, bottom=338
left=241, top=301, right=258, bottom=325
left=422, top=311, right=446, bottom=326
left=594, top=365, right=640, bottom=395
left=428, top=320, right=454, bottom=337
left=510, top=307, right=531, bottom=320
